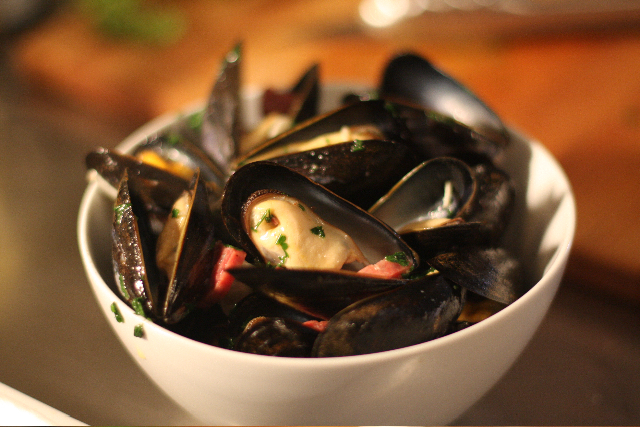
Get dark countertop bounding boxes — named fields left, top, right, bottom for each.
left=1, top=37, right=639, bottom=425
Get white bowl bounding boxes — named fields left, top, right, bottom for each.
left=77, top=86, right=575, bottom=425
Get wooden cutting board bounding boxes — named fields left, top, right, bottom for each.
left=9, top=0, right=640, bottom=303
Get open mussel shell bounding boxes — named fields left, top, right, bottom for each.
left=133, top=133, right=226, bottom=196
left=87, top=147, right=191, bottom=212
left=263, top=62, right=320, bottom=125
left=428, top=247, right=523, bottom=305
left=380, top=52, right=509, bottom=149
left=112, top=170, right=165, bottom=317
left=161, top=169, right=218, bottom=324
left=222, top=161, right=418, bottom=267
left=312, top=273, right=466, bottom=357
left=234, top=99, right=411, bottom=166
left=369, top=157, right=481, bottom=258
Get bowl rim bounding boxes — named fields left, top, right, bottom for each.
left=78, top=100, right=576, bottom=368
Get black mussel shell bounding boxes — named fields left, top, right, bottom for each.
left=87, top=147, right=191, bottom=214
left=234, top=99, right=411, bottom=168
left=227, top=292, right=321, bottom=339
left=263, top=63, right=320, bottom=124
left=226, top=267, right=410, bottom=320
left=460, top=162, right=516, bottom=245
left=234, top=316, right=319, bottom=357
left=221, top=161, right=418, bottom=268
left=312, top=274, right=466, bottom=357
left=380, top=52, right=509, bottom=149
left=428, top=247, right=523, bottom=305
left=161, top=170, right=218, bottom=324
left=111, top=170, right=165, bottom=317
left=133, top=133, right=226, bottom=196
left=201, top=42, right=242, bottom=175
left=263, top=139, right=419, bottom=209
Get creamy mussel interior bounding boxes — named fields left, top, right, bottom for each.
left=243, top=193, right=368, bottom=270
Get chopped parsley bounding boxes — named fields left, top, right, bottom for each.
left=350, top=139, right=365, bottom=152
left=114, top=203, right=131, bottom=224
left=385, top=251, right=409, bottom=266
left=118, top=274, right=130, bottom=300
left=131, top=297, right=147, bottom=318
left=110, top=302, right=124, bottom=323
left=166, top=132, right=181, bottom=146
left=252, top=209, right=273, bottom=231
left=171, top=208, right=180, bottom=218
left=310, top=226, right=325, bottom=238
left=188, top=112, right=203, bottom=131
left=275, top=234, right=289, bottom=266
left=133, top=324, right=145, bottom=338
left=298, top=203, right=305, bottom=211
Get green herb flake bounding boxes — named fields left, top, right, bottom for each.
left=188, top=112, right=203, bottom=131
left=385, top=251, right=409, bottom=266
left=166, top=132, right=181, bottom=146
left=131, top=297, right=147, bottom=318
left=171, top=208, right=180, bottom=218
left=133, top=324, right=145, bottom=338
left=310, top=226, right=325, bottom=238
left=351, top=139, right=365, bottom=152
left=298, top=203, right=305, bottom=211
left=110, top=302, right=124, bottom=323
left=275, top=234, right=290, bottom=266
left=118, top=274, right=130, bottom=300
left=114, top=203, right=131, bottom=224
left=252, top=209, right=273, bottom=231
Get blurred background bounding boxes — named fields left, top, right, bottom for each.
left=1, top=0, right=639, bottom=425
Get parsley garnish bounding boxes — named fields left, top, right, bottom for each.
left=252, top=209, right=273, bottom=231
left=131, top=297, right=147, bottom=318
left=114, top=203, right=131, bottom=224
left=385, top=251, right=409, bottom=266
left=133, top=324, right=145, bottom=338
left=110, top=302, right=124, bottom=323
left=310, top=226, right=325, bottom=238
left=171, top=208, right=180, bottom=218
left=275, top=234, right=289, bottom=266
left=298, top=203, right=305, bottom=211
left=118, top=274, right=130, bottom=300
left=351, top=139, right=365, bottom=152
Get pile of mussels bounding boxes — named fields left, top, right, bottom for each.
left=86, top=44, right=523, bottom=357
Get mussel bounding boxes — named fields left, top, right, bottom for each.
left=111, top=168, right=219, bottom=324
left=221, top=161, right=418, bottom=319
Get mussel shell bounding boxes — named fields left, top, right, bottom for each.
left=111, top=170, right=165, bottom=317
left=370, top=157, right=476, bottom=227
left=459, top=162, right=516, bottom=245
left=221, top=161, right=418, bottom=268
left=312, top=274, right=465, bottom=357
left=162, top=169, right=218, bottom=324
left=227, top=292, right=320, bottom=339
left=263, top=63, right=320, bottom=124
left=201, top=42, right=242, bottom=176
left=399, top=219, right=485, bottom=260
left=133, top=133, right=226, bottom=196
left=226, top=267, right=410, bottom=320
left=234, top=317, right=318, bottom=357
left=262, top=139, right=419, bottom=209
left=387, top=102, right=507, bottom=164
left=234, top=99, right=411, bottom=169
left=428, top=247, right=523, bottom=305
left=380, top=52, right=509, bottom=149
left=87, top=147, right=191, bottom=213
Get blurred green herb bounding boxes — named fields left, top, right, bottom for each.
left=76, top=0, right=187, bottom=46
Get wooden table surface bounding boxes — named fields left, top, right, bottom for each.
left=8, top=0, right=640, bottom=303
